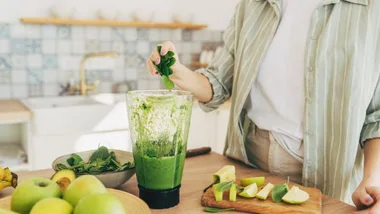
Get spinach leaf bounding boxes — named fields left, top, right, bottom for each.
left=216, top=181, right=234, bottom=192
left=204, top=207, right=235, bottom=213
left=56, top=163, right=68, bottom=170
left=89, top=146, right=109, bottom=162
left=272, top=183, right=289, bottom=202
left=66, top=154, right=83, bottom=166
left=154, top=45, right=176, bottom=90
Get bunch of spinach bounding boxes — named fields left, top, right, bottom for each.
left=152, top=46, right=176, bottom=90
left=56, top=146, right=134, bottom=174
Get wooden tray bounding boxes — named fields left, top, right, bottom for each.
left=0, top=188, right=151, bottom=214
left=202, top=182, right=322, bottom=214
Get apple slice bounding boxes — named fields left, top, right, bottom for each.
left=256, top=183, right=274, bottom=200
left=238, top=183, right=258, bottom=198
left=282, top=186, right=309, bottom=204
left=240, top=177, right=265, bottom=187
left=213, top=165, right=236, bottom=183
left=229, top=184, right=237, bottom=202
left=212, top=184, right=223, bottom=202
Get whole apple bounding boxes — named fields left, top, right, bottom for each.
left=0, top=208, right=18, bottom=214
left=63, top=175, right=107, bottom=207
left=30, top=197, right=73, bottom=214
left=74, top=193, right=126, bottom=214
left=11, top=177, right=61, bottom=214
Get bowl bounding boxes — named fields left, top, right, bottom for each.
left=52, top=149, right=135, bottom=188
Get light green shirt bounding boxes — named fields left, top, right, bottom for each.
left=197, top=0, right=379, bottom=202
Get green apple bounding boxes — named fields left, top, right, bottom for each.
left=229, top=184, right=237, bottom=202
left=282, top=186, right=309, bottom=204
left=63, top=175, right=107, bottom=207
left=256, top=183, right=274, bottom=200
left=212, top=184, right=223, bottom=202
left=30, top=198, right=73, bottom=214
left=238, top=183, right=258, bottom=198
left=213, top=165, right=236, bottom=183
left=0, top=209, right=18, bottom=214
left=240, top=177, right=265, bottom=187
left=74, top=193, right=126, bottom=214
left=11, top=177, right=61, bottom=214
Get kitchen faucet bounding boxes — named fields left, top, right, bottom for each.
left=69, top=52, right=120, bottom=95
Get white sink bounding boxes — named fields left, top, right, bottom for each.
left=22, top=93, right=129, bottom=136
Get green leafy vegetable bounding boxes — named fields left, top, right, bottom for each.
left=272, top=183, right=289, bottom=203
left=216, top=181, right=233, bottom=192
left=204, top=207, right=235, bottom=213
left=153, top=45, right=176, bottom=90
left=58, top=146, right=134, bottom=174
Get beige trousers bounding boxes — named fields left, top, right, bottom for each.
left=244, top=124, right=303, bottom=184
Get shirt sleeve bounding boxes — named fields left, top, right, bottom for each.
left=360, top=80, right=380, bottom=147
left=195, top=4, right=238, bottom=112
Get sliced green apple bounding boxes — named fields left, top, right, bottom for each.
left=213, top=165, right=236, bottom=183
left=229, top=184, right=237, bottom=202
left=282, top=186, right=309, bottom=204
left=212, top=184, right=223, bottom=202
left=238, top=183, right=258, bottom=198
left=256, top=183, right=274, bottom=200
left=240, top=177, right=265, bottom=187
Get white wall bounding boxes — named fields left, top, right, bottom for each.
left=0, top=0, right=239, bottom=30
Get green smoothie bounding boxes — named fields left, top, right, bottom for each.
left=134, top=151, right=186, bottom=190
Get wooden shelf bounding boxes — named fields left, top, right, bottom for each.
left=20, top=18, right=208, bottom=29
left=192, top=61, right=209, bottom=68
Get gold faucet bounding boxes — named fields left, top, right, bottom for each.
left=70, top=52, right=120, bottom=95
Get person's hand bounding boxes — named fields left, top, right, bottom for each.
left=146, top=41, right=181, bottom=77
left=351, top=183, right=380, bottom=214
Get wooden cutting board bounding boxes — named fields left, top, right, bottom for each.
left=201, top=181, right=322, bottom=214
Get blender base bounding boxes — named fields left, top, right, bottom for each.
left=138, top=184, right=181, bottom=209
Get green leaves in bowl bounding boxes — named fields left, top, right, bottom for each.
left=56, top=146, right=134, bottom=174
left=152, top=45, right=176, bottom=90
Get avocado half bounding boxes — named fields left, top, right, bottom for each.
left=51, top=169, right=76, bottom=182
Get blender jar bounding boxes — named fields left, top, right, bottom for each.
left=126, top=90, right=193, bottom=209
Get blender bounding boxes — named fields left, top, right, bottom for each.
left=126, top=90, right=193, bottom=209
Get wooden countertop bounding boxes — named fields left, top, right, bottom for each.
left=0, top=100, right=32, bottom=123
left=0, top=153, right=356, bottom=213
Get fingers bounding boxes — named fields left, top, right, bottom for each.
left=353, top=188, right=375, bottom=209
left=146, top=59, right=159, bottom=76
left=150, top=48, right=161, bottom=65
left=160, top=41, right=176, bottom=56
left=366, top=186, right=380, bottom=214
left=350, top=209, right=370, bottom=214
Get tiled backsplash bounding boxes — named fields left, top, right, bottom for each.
left=0, top=23, right=223, bottom=98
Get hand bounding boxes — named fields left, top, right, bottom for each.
left=351, top=183, right=380, bottom=214
left=146, top=41, right=181, bottom=77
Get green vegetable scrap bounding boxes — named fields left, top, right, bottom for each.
left=204, top=207, right=235, bottom=213
left=56, top=146, right=134, bottom=174
left=152, top=46, right=176, bottom=90
left=271, top=183, right=289, bottom=203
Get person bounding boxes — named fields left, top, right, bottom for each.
left=147, top=0, right=380, bottom=211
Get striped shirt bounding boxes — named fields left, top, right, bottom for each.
left=197, top=0, right=380, bottom=202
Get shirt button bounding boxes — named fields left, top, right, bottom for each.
left=305, top=97, right=312, bottom=103
left=308, top=66, right=313, bottom=72
left=311, top=36, right=318, bottom=40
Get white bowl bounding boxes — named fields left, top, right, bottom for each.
left=52, top=149, right=135, bottom=188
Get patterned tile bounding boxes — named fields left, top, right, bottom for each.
left=42, top=55, right=58, bottom=69
left=179, top=53, right=192, bottom=66
left=191, top=42, right=202, bottom=54
left=85, top=27, right=98, bottom=40
left=26, top=25, right=41, bottom=39
left=97, top=81, right=113, bottom=93
left=43, top=69, right=57, bottom=83
left=27, top=54, right=43, bottom=68
left=71, top=26, right=84, bottom=40
left=181, top=42, right=192, bottom=53
left=57, top=26, right=71, bottom=39
left=42, top=40, right=56, bottom=54
left=172, top=29, right=182, bottom=41
left=137, top=79, right=149, bottom=90
left=160, top=29, right=172, bottom=41
left=125, top=29, right=137, bottom=41
left=0, top=40, right=9, bottom=54
left=57, top=40, right=71, bottom=54
left=0, top=84, right=11, bottom=99
left=59, top=56, right=81, bottom=71
left=212, top=31, right=223, bottom=42
left=112, top=69, right=125, bottom=81
left=25, top=40, right=42, bottom=53
left=28, top=69, right=43, bottom=84
left=126, top=80, right=137, bottom=90
left=124, top=42, right=136, bottom=54
left=125, top=68, right=137, bottom=80
left=0, top=55, right=11, bottom=70
left=11, top=70, right=27, bottom=83
left=182, top=30, right=193, bottom=41
left=137, top=67, right=150, bottom=79
left=0, top=70, right=11, bottom=83
left=112, top=28, right=124, bottom=40
left=111, top=41, right=125, bottom=53
left=85, top=40, right=100, bottom=53
left=114, top=56, right=124, bottom=69
left=136, top=41, right=150, bottom=54
left=99, top=41, right=112, bottom=52
left=42, top=25, right=57, bottom=39
left=137, top=29, right=149, bottom=40
left=43, top=83, right=59, bottom=96
left=124, top=54, right=145, bottom=68
left=10, top=39, right=26, bottom=54
left=10, top=24, right=25, bottom=38
left=11, top=54, right=26, bottom=69
left=12, top=84, right=28, bottom=98
left=149, top=80, right=162, bottom=90
left=99, top=27, right=112, bottom=41
left=28, top=84, right=43, bottom=97
left=72, top=40, right=85, bottom=55
left=148, top=29, right=161, bottom=42
left=0, top=24, right=9, bottom=39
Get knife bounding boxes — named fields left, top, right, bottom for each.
left=186, top=147, right=212, bottom=158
